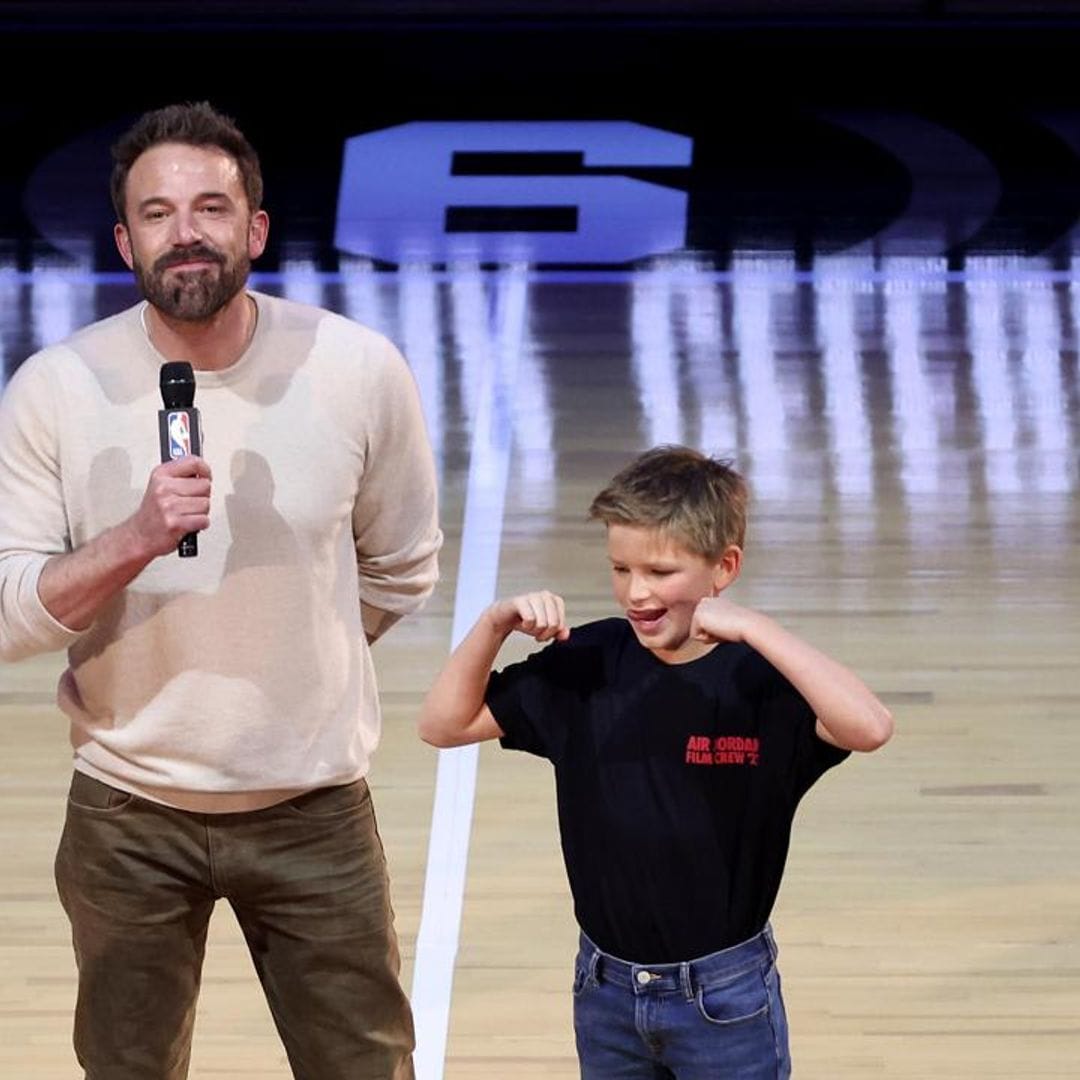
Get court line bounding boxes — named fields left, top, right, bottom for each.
left=410, top=267, right=529, bottom=1080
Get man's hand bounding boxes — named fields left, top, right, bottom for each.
left=129, top=456, right=212, bottom=558
left=36, top=456, right=212, bottom=633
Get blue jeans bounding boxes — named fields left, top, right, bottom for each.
left=573, top=926, right=791, bottom=1079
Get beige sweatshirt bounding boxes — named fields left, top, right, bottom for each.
left=0, top=291, right=441, bottom=811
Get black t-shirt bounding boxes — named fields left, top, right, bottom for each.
left=486, top=617, right=849, bottom=962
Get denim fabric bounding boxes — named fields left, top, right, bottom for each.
left=54, top=771, right=414, bottom=1080
left=573, top=926, right=791, bottom=1079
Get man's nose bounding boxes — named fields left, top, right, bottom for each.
left=171, top=210, right=203, bottom=246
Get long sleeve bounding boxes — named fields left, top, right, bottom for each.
left=351, top=336, right=442, bottom=636
left=0, top=351, right=85, bottom=661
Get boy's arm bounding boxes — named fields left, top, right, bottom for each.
left=418, top=591, right=569, bottom=748
left=691, top=597, right=893, bottom=752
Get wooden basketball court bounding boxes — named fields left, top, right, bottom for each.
left=2, top=261, right=1078, bottom=1077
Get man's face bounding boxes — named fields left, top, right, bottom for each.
left=114, top=142, right=268, bottom=320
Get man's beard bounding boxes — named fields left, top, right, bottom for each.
left=134, top=243, right=250, bottom=321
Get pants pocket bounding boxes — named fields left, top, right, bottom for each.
left=572, top=956, right=593, bottom=998
left=284, top=779, right=368, bottom=818
left=694, top=961, right=771, bottom=1025
left=67, top=771, right=135, bottom=813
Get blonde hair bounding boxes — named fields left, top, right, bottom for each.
left=588, top=445, right=747, bottom=557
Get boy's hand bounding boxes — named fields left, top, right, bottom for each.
left=690, top=596, right=757, bottom=644
left=488, top=591, right=570, bottom=642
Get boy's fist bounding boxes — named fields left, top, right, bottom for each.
left=490, top=591, right=570, bottom=642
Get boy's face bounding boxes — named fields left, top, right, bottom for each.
left=606, top=523, right=738, bottom=664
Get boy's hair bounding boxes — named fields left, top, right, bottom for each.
left=588, top=445, right=748, bottom=557
left=110, top=101, right=263, bottom=224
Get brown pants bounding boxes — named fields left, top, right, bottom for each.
left=54, top=772, right=415, bottom=1080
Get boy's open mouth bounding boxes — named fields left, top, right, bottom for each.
left=628, top=608, right=667, bottom=632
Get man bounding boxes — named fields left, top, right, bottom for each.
left=0, top=102, right=441, bottom=1079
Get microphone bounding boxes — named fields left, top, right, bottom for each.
left=158, top=361, right=203, bottom=558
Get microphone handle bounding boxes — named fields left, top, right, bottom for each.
left=158, top=405, right=203, bottom=559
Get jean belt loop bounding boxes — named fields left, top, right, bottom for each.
left=588, top=944, right=602, bottom=987
left=679, top=960, right=693, bottom=1002
left=764, top=923, right=778, bottom=963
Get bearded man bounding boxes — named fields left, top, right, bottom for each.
left=0, top=101, right=441, bottom=1080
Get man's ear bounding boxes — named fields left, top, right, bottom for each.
left=248, top=210, right=269, bottom=259
left=114, top=223, right=135, bottom=270
left=712, top=544, right=743, bottom=594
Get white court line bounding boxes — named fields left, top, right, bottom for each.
left=411, top=266, right=529, bottom=1080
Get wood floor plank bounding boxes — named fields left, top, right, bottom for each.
left=2, top=269, right=1077, bottom=1076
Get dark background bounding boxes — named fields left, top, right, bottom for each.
left=4, top=1, right=1080, bottom=270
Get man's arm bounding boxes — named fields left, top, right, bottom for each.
left=352, top=339, right=442, bottom=638
left=0, top=345, right=211, bottom=659
left=360, top=602, right=406, bottom=646
left=418, top=591, right=568, bottom=748
left=37, top=456, right=213, bottom=631
left=691, top=597, right=893, bottom=752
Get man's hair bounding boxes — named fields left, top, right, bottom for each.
left=588, top=445, right=748, bottom=557
left=110, top=101, right=263, bottom=223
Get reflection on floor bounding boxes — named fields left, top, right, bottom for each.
left=6, top=254, right=1077, bottom=505
left=1, top=253, right=1078, bottom=1078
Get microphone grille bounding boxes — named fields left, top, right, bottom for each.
left=160, top=362, right=196, bottom=408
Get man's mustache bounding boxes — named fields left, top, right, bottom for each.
left=154, top=245, right=225, bottom=272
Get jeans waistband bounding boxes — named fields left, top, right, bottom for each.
left=579, top=925, right=777, bottom=997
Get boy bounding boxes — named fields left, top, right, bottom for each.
left=419, top=445, right=892, bottom=1078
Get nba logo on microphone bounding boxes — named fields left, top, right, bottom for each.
left=167, top=411, right=192, bottom=459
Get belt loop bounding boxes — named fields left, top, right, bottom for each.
left=679, top=960, right=693, bottom=1001
left=764, top=922, right=778, bottom=963
left=588, top=944, right=602, bottom=987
